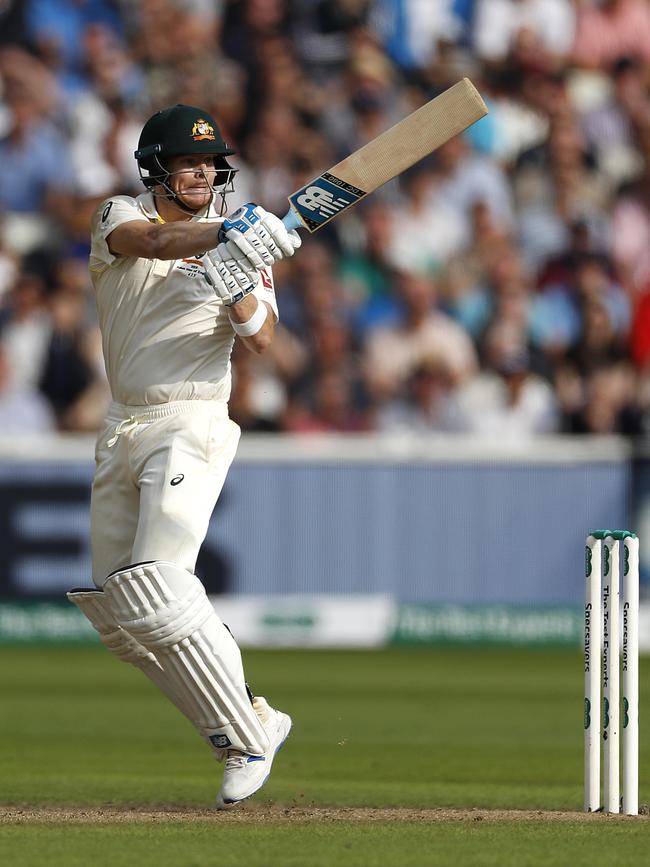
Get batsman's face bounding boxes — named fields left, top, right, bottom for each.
left=168, top=154, right=217, bottom=209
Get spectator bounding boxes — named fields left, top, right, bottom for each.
left=364, top=270, right=477, bottom=401
left=0, top=49, right=75, bottom=253
left=434, top=135, right=514, bottom=235
left=38, top=277, right=99, bottom=428
left=563, top=363, right=642, bottom=434
left=370, top=0, right=461, bottom=71
left=376, top=356, right=458, bottom=432
left=25, top=0, right=124, bottom=93
left=445, top=320, right=559, bottom=436
left=515, top=113, right=609, bottom=274
left=0, top=267, right=52, bottom=390
left=292, top=316, right=369, bottom=414
left=0, top=340, right=55, bottom=434
left=568, top=296, right=627, bottom=375
left=531, top=254, right=630, bottom=361
left=387, top=164, right=467, bottom=274
left=282, top=241, right=353, bottom=336
left=338, top=202, right=401, bottom=330
left=611, top=171, right=650, bottom=292
left=285, top=369, right=371, bottom=433
left=229, top=342, right=286, bottom=432
left=581, top=56, right=648, bottom=187
left=229, top=314, right=307, bottom=432
left=474, top=0, right=575, bottom=68
left=573, top=0, right=650, bottom=71
left=293, top=0, right=367, bottom=76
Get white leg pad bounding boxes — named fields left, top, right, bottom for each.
left=67, top=588, right=232, bottom=755
left=103, top=561, right=269, bottom=756
left=68, top=589, right=162, bottom=668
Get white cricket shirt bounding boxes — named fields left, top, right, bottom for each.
left=89, top=192, right=278, bottom=406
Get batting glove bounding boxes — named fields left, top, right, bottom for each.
left=202, top=254, right=256, bottom=306
left=218, top=203, right=301, bottom=272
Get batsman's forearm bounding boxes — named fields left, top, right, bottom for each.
left=149, top=222, right=220, bottom=259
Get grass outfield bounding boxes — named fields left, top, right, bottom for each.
left=1, top=645, right=649, bottom=865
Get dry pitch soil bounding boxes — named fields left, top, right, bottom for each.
left=1, top=805, right=649, bottom=825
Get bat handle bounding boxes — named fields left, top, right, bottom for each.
left=282, top=209, right=302, bottom=231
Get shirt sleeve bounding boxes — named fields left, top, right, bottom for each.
left=90, top=196, right=150, bottom=267
left=251, top=266, right=279, bottom=322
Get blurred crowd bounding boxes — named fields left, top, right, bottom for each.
left=1, top=0, right=650, bottom=438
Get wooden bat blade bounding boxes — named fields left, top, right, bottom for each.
left=283, top=78, right=488, bottom=233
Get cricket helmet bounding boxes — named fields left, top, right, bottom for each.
left=134, top=104, right=236, bottom=211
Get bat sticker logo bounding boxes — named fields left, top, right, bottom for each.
left=296, top=186, right=350, bottom=218
left=289, top=173, right=365, bottom=231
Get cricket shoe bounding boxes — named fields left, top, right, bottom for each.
left=215, top=697, right=292, bottom=809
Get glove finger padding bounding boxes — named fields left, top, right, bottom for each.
left=223, top=233, right=272, bottom=269
left=215, top=261, right=242, bottom=293
left=228, top=263, right=254, bottom=290
left=253, top=222, right=281, bottom=261
left=259, top=212, right=302, bottom=257
left=209, top=242, right=257, bottom=276
left=202, top=254, right=255, bottom=306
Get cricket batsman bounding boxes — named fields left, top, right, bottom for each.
left=66, top=104, right=301, bottom=808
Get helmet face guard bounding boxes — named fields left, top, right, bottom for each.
left=135, top=105, right=237, bottom=215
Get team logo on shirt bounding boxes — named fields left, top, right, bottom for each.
left=192, top=119, right=216, bottom=141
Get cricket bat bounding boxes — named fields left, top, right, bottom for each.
left=282, top=78, right=487, bottom=233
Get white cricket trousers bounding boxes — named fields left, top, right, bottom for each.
left=91, top=400, right=241, bottom=585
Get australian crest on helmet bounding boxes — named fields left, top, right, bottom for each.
left=192, top=119, right=216, bottom=142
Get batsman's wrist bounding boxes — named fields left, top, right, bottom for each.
left=228, top=298, right=267, bottom=336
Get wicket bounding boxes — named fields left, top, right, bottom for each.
left=584, top=530, right=639, bottom=815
